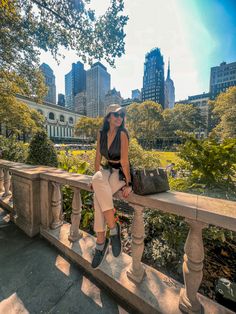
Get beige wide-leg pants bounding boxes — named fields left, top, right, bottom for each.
left=92, top=168, right=126, bottom=232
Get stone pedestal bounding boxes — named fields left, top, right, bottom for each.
left=0, top=168, right=4, bottom=192
left=11, top=170, right=41, bottom=237
left=68, top=187, right=82, bottom=242
left=179, top=219, right=208, bottom=313
left=127, top=204, right=145, bottom=283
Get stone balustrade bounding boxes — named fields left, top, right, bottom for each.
left=0, top=159, right=235, bottom=314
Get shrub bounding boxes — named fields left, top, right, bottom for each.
left=0, top=135, right=28, bottom=162
left=27, top=131, right=58, bottom=167
left=143, top=209, right=188, bottom=273
left=62, top=185, right=94, bottom=234
left=129, top=138, right=160, bottom=169
left=177, top=136, right=236, bottom=190
left=58, top=152, right=95, bottom=232
left=143, top=209, right=236, bottom=276
left=58, top=150, right=95, bottom=174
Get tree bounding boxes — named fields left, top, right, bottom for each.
left=0, top=94, right=45, bottom=138
left=1, top=0, right=127, bottom=137
left=178, top=135, right=236, bottom=189
left=127, top=101, right=163, bottom=149
left=75, top=116, right=103, bottom=143
left=27, top=131, right=58, bottom=166
left=0, top=0, right=128, bottom=99
left=210, top=86, right=236, bottom=139
left=162, top=104, right=205, bottom=137
left=124, top=102, right=141, bottom=137
left=0, top=135, right=28, bottom=162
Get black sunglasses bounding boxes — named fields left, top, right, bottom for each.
left=112, top=112, right=125, bottom=118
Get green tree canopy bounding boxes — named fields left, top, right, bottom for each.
left=178, top=135, right=236, bottom=190
left=0, top=0, right=127, bottom=138
left=75, top=116, right=103, bottom=142
left=162, top=104, right=205, bottom=137
left=210, top=86, right=236, bottom=139
left=0, top=135, right=28, bottom=162
left=0, top=0, right=128, bottom=99
left=0, top=94, right=45, bottom=138
left=127, top=101, right=163, bottom=148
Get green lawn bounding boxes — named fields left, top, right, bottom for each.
left=70, top=150, right=86, bottom=156
left=69, top=149, right=179, bottom=168
left=152, top=151, right=179, bottom=167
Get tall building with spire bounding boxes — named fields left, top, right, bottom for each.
left=142, top=48, right=165, bottom=108
left=39, top=63, right=56, bottom=104
left=164, top=59, right=175, bottom=109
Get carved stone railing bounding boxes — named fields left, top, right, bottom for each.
left=0, top=160, right=20, bottom=214
left=39, top=169, right=91, bottom=243
left=0, top=160, right=14, bottom=197
left=0, top=159, right=235, bottom=314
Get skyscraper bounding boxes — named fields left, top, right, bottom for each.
left=164, top=59, right=175, bottom=109
left=104, top=88, right=122, bottom=110
left=65, top=61, right=86, bottom=110
left=210, top=61, right=236, bottom=99
left=86, top=62, right=111, bottom=117
left=57, top=93, right=65, bottom=107
left=132, top=89, right=141, bottom=100
left=142, top=48, right=165, bottom=107
left=74, top=91, right=86, bottom=115
left=39, top=63, right=56, bottom=104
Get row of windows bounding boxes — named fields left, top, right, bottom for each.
left=217, top=77, right=236, bottom=83
left=143, top=89, right=162, bottom=94
left=213, top=70, right=236, bottom=77
left=46, top=125, right=73, bottom=138
left=37, top=110, right=74, bottom=124
left=212, top=81, right=236, bottom=90
left=143, top=96, right=159, bottom=102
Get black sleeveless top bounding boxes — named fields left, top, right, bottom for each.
left=100, top=128, right=129, bottom=169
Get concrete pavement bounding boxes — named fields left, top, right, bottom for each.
left=0, top=208, right=129, bottom=314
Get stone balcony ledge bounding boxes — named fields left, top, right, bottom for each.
left=0, top=159, right=236, bottom=314
left=9, top=163, right=236, bottom=232
left=2, top=159, right=235, bottom=231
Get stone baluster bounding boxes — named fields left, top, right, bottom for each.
left=0, top=168, right=4, bottom=192
left=3, top=168, right=11, bottom=196
left=179, top=218, right=208, bottom=313
left=51, top=182, right=63, bottom=229
left=68, top=187, right=82, bottom=242
left=127, top=204, right=145, bottom=283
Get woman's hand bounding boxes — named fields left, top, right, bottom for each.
left=89, top=183, right=93, bottom=191
left=122, top=186, right=132, bottom=198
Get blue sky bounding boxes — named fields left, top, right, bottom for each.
left=40, top=0, right=236, bottom=101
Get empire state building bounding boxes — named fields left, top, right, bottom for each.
left=164, top=59, right=175, bottom=109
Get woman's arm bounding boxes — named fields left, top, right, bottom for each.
left=95, top=132, right=102, bottom=172
left=120, top=131, right=131, bottom=186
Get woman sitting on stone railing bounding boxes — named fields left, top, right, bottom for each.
left=91, top=104, right=133, bottom=269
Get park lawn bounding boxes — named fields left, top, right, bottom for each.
left=151, top=151, right=179, bottom=167
left=69, top=149, right=179, bottom=168
left=71, top=150, right=86, bottom=156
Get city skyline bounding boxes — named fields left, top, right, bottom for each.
left=40, top=0, right=236, bottom=101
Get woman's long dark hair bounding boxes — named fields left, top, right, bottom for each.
left=101, top=113, right=126, bottom=133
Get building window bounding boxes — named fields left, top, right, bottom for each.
left=69, top=117, right=74, bottom=124
left=60, top=115, right=65, bottom=122
left=49, top=112, right=55, bottom=120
